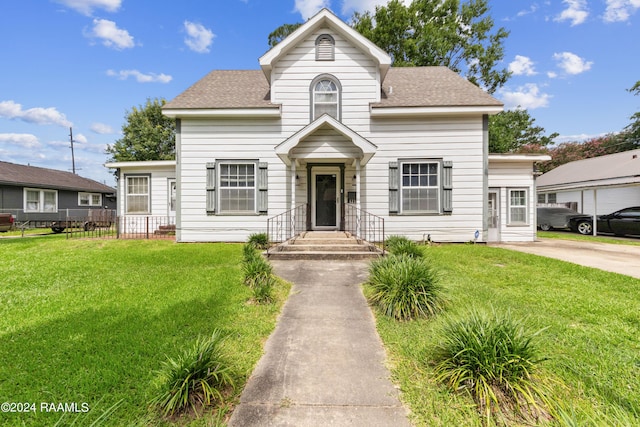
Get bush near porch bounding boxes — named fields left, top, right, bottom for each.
left=372, top=243, right=639, bottom=426
left=0, top=236, right=288, bottom=426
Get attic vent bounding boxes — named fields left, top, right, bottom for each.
left=315, top=34, right=335, bottom=61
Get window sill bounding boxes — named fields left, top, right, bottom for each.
left=506, top=223, right=530, bottom=227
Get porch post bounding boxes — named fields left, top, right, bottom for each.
left=355, top=161, right=361, bottom=210
left=291, top=161, right=296, bottom=211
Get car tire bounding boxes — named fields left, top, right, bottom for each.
left=540, top=224, right=552, bottom=231
left=576, top=221, right=592, bottom=235
left=51, top=226, right=65, bottom=233
left=84, top=222, right=96, bottom=231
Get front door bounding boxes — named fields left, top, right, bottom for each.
left=312, top=168, right=340, bottom=230
left=488, top=190, right=500, bottom=242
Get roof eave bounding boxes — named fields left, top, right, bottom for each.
left=163, top=107, right=281, bottom=118
left=370, top=105, right=503, bottom=117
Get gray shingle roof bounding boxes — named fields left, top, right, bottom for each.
left=163, top=70, right=276, bottom=110
left=537, top=149, right=640, bottom=189
left=0, top=161, right=115, bottom=193
left=372, top=66, right=503, bottom=108
left=163, top=67, right=502, bottom=110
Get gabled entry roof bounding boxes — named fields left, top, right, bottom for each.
left=275, top=114, right=377, bottom=166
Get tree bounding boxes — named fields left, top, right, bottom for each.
left=488, top=108, right=558, bottom=153
left=268, top=22, right=302, bottom=48
left=106, top=98, right=176, bottom=163
left=351, top=0, right=510, bottom=93
left=616, top=80, right=640, bottom=151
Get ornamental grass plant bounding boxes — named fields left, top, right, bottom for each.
left=367, top=254, right=443, bottom=320
left=151, top=330, right=235, bottom=417
left=432, top=309, right=556, bottom=424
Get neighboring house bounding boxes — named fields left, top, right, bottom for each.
left=0, top=161, right=115, bottom=225
left=537, top=149, right=640, bottom=215
left=155, top=8, right=545, bottom=243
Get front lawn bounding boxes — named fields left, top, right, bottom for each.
left=374, top=244, right=640, bottom=426
left=0, top=237, right=288, bottom=426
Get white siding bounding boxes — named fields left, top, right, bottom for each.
left=575, top=186, right=640, bottom=215
left=115, top=166, right=175, bottom=217
left=488, top=161, right=537, bottom=242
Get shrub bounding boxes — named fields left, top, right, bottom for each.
left=389, top=239, right=424, bottom=258
left=432, top=309, right=555, bottom=424
left=367, top=254, right=442, bottom=320
left=384, top=235, right=411, bottom=252
left=250, top=273, right=275, bottom=303
left=242, top=243, right=259, bottom=263
left=247, top=232, right=269, bottom=250
left=151, top=330, right=235, bottom=417
left=242, top=255, right=272, bottom=287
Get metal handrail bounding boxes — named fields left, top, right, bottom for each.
left=345, top=203, right=385, bottom=253
left=266, top=204, right=307, bottom=252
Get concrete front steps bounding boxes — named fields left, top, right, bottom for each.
left=267, top=231, right=383, bottom=260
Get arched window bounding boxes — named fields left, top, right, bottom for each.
left=311, top=76, right=340, bottom=121
left=315, top=34, right=335, bottom=61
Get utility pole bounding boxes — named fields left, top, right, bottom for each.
left=69, top=127, right=76, bottom=174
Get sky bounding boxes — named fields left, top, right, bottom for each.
left=1, top=0, right=639, bottom=187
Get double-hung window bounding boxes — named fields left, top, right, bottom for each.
left=508, top=188, right=528, bottom=225
left=219, top=163, right=256, bottom=213
left=401, top=162, right=440, bottom=213
left=126, top=176, right=149, bottom=214
left=389, top=160, right=453, bottom=215
left=24, top=188, right=57, bottom=212
left=206, top=161, right=268, bottom=215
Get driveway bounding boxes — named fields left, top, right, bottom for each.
left=493, top=238, right=640, bottom=279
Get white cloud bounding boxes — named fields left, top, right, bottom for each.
left=88, top=19, right=134, bottom=50
left=106, top=69, right=172, bottom=83
left=294, top=0, right=331, bottom=19
left=509, top=55, right=537, bottom=76
left=517, top=4, right=539, bottom=17
left=604, top=0, right=640, bottom=22
left=184, top=21, right=215, bottom=53
left=54, top=0, right=121, bottom=16
left=341, top=0, right=411, bottom=15
left=547, top=71, right=558, bottom=78
left=553, top=51, right=593, bottom=74
left=554, top=132, right=609, bottom=143
left=90, top=122, right=114, bottom=134
left=74, top=133, right=88, bottom=144
left=0, top=100, right=72, bottom=127
left=0, top=133, right=42, bottom=149
left=498, top=84, right=551, bottom=110
left=555, top=0, right=589, bottom=25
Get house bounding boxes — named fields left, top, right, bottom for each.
left=537, top=148, right=640, bottom=215
left=104, top=160, right=176, bottom=218
left=0, top=161, right=115, bottom=226
left=153, top=8, right=546, bottom=243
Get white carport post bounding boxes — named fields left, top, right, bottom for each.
left=355, top=161, right=361, bottom=210
left=593, top=189, right=598, bottom=236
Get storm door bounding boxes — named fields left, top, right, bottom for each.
left=311, top=167, right=341, bottom=230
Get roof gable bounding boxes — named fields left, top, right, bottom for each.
left=0, top=161, right=114, bottom=193
left=259, top=8, right=391, bottom=82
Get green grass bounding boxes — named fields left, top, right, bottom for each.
left=373, top=244, right=640, bottom=426
left=0, top=237, right=289, bottom=426
left=538, top=230, right=640, bottom=246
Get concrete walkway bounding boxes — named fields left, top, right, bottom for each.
left=228, top=260, right=411, bottom=427
left=493, top=237, right=640, bottom=279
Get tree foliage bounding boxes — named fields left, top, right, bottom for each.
left=617, top=80, right=640, bottom=151
left=106, top=98, right=176, bottom=163
left=488, top=109, right=558, bottom=153
left=268, top=22, right=302, bottom=48
left=351, top=0, right=510, bottom=93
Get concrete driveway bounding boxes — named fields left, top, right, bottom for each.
left=493, top=238, right=640, bottom=279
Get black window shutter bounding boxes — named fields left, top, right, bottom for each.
left=442, top=161, right=453, bottom=214
left=257, top=162, right=268, bottom=214
left=389, top=161, right=399, bottom=214
left=206, top=162, right=216, bottom=214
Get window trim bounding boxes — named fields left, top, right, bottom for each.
left=398, top=159, right=442, bottom=215
left=310, top=74, right=341, bottom=122
left=78, top=192, right=102, bottom=207
left=217, top=160, right=258, bottom=215
left=124, top=174, right=151, bottom=214
left=24, top=188, right=58, bottom=213
left=508, top=188, right=529, bottom=226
